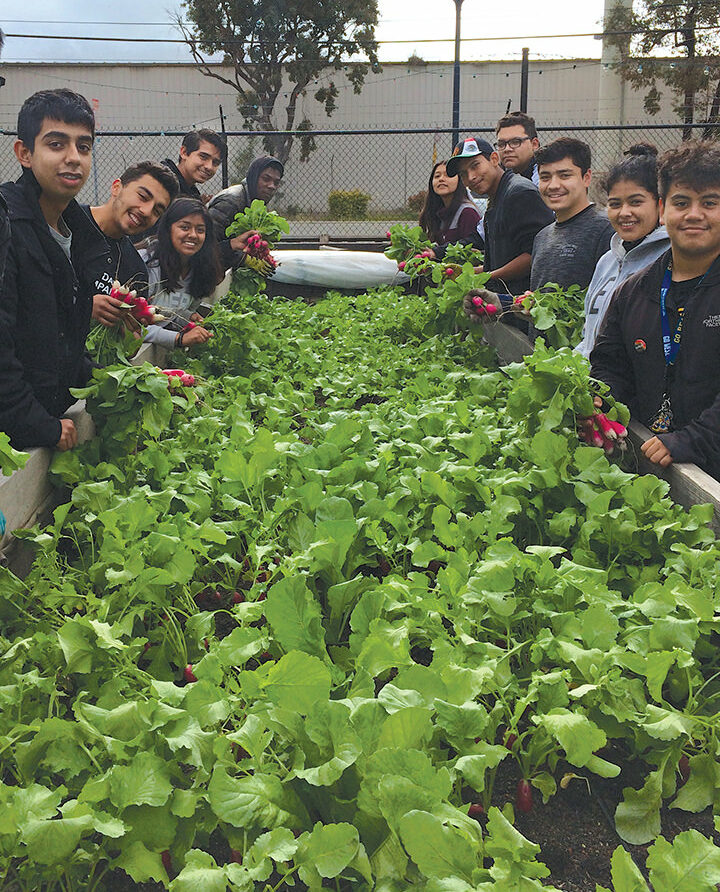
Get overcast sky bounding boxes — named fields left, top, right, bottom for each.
left=1, top=1, right=607, bottom=64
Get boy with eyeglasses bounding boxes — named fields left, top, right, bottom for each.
left=495, top=111, right=540, bottom=185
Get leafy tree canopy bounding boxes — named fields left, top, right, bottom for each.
left=604, top=1, right=720, bottom=133
left=178, top=0, right=380, bottom=163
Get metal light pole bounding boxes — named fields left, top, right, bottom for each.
left=451, top=0, right=465, bottom=150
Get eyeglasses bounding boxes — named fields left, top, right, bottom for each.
left=496, top=136, right=532, bottom=149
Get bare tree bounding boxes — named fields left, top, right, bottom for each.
left=177, top=0, right=380, bottom=163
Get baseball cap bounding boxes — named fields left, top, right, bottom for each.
left=446, top=137, right=495, bottom=176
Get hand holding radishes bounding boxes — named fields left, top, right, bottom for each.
left=179, top=325, right=213, bottom=347
left=463, top=288, right=501, bottom=322
left=229, top=228, right=260, bottom=252
left=92, top=293, right=135, bottom=329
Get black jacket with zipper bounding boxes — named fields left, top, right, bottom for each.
left=0, top=169, right=95, bottom=448
left=591, top=248, right=720, bottom=480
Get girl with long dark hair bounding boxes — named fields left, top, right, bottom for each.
left=139, top=197, right=224, bottom=348
left=577, top=144, right=670, bottom=357
left=418, top=161, right=481, bottom=246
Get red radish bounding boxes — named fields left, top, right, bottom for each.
left=398, top=261, right=406, bottom=271
left=444, top=267, right=454, bottom=277
left=595, top=412, right=617, bottom=440
left=203, top=638, right=210, bottom=651
left=232, top=591, right=245, bottom=604
left=259, top=651, right=272, bottom=663
left=609, top=419, right=627, bottom=438
left=183, top=321, right=197, bottom=331
left=468, top=803, right=484, bottom=819
left=472, top=296, right=485, bottom=308
left=162, top=369, right=185, bottom=377
left=484, top=303, right=498, bottom=316
left=230, top=849, right=243, bottom=864
left=184, top=665, right=197, bottom=683
left=516, top=779, right=533, bottom=813
left=161, top=850, right=172, bottom=874
left=256, top=592, right=267, bottom=602
left=180, top=374, right=195, bottom=387
left=386, top=230, right=392, bottom=238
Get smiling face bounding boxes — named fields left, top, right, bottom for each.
left=15, top=118, right=93, bottom=206
left=537, top=156, right=591, bottom=221
left=496, top=124, right=538, bottom=173
left=170, top=212, right=207, bottom=259
left=431, top=163, right=459, bottom=200
left=606, top=178, right=659, bottom=243
left=109, top=174, right=172, bottom=238
left=178, top=139, right=222, bottom=186
left=256, top=165, right=282, bottom=202
left=457, top=152, right=502, bottom=197
left=660, top=182, right=720, bottom=262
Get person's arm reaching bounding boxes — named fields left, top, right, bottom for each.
left=486, top=253, right=533, bottom=291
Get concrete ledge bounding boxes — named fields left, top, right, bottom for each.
left=483, top=319, right=720, bottom=532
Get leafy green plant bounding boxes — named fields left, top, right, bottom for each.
left=327, top=189, right=371, bottom=220
left=225, top=198, right=290, bottom=245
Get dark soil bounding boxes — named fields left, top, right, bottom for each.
left=489, top=753, right=719, bottom=891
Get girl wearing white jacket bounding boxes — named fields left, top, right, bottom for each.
left=576, top=145, right=671, bottom=358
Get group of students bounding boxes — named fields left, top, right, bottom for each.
left=0, top=88, right=718, bottom=483
left=0, top=88, right=284, bottom=452
left=413, top=111, right=720, bottom=481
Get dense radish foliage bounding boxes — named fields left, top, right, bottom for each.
left=1, top=278, right=720, bottom=890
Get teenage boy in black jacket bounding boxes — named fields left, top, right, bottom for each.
left=67, top=160, right=177, bottom=328
left=591, top=140, right=720, bottom=480
left=0, top=89, right=96, bottom=451
left=446, top=137, right=553, bottom=294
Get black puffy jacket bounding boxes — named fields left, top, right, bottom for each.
left=591, top=249, right=720, bottom=480
left=0, top=170, right=95, bottom=448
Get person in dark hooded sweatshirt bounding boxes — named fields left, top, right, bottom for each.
left=207, top=156, right=284, bottom=269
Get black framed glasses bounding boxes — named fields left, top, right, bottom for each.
left=496, top=136, right=532, bottom=149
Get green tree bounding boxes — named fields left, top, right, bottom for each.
left=604, top=1, right=720, bottom=137
left=177, top=0, right=379, bottom=163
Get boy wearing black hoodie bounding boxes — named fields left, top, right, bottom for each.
left=208, top=156, right=284, bottom=269
left=0, top=89, right=96, bottom=451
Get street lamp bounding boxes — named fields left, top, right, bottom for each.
left=451, top=0, right=465, bottom=150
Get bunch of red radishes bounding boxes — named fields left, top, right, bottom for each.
left=246, top=233, right=277, bottom=270
left=399, top=250, right=435, bottom=277
left=579, top=411, right=628, bottom=454
left=161, top=368, right=195, bottom=387
left=110, top=280, right=165, bottom=326
left=471, top=294, right=499, bottom=318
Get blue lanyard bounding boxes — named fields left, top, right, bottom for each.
left=659, top=266, right=684, bottom=366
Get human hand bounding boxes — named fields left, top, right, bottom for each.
left=56, top=418, right=78, bottom=451
left=92, top=293, right=126, bottom=327
left=189, top=312, right=204, bottom=323
left=463, top=288, right=501, bottom=323
left=182, top=326, right=214, bottom=346
left=641, top=435, right=673, bottom=467
left=473, top=264, right=484, bottom=274
left=201, top=193, right=213, bottom=206
left=229, top=229, right=259, bottom=252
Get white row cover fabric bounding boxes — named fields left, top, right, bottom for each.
left=270, top=249, right=410, bottom=288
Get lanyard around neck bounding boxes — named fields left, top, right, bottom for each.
left=659, top=264, right=706, bottom=366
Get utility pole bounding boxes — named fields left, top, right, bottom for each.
left=451, top=0, right=465, bottom=150
left=520, top=47, right=529, bottom=112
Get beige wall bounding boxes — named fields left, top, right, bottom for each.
left=0, top=60, right=685, bottom=214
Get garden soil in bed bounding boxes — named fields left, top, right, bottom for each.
left=490, top=754, right=719, bottom=891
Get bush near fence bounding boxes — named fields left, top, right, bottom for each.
left=328, top=189, right=372, bottom=219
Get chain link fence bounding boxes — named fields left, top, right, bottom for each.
left=1, top=123, right=718, bottom=240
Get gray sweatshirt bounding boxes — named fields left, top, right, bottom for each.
left=530, top=204, right=614, bottom=292
left=575, top=226, right=670, bottom=358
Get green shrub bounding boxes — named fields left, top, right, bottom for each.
left=407, top=190, right=427, bottom=213
left=328, top=189, right=371, bottom=219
